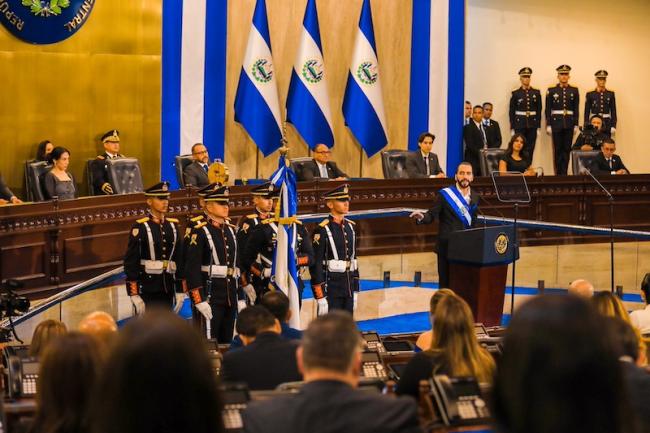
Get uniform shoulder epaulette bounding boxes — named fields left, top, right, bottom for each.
left=319, top=218, right=330, bottom=227
left=345, top=218, right=356, bottom=225
left=295, top=219, right=303, bottom=225
left=167, top=217, right=179, bottom=223
left=246, top=213, right=258, bottom=219
left=511, top=87, right=519, bottom=93
left=226, top=221, right=237, bottom=228
left=136, top=217, right=149, bottom=224
left=261, top=218, right=274, bottom=224
left=190, top=215, right=204, bottom=222
left=195, top=221, right=207, bottom=229
left=96, top=155, right=105, bottom=160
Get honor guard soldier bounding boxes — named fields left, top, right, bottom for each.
left=310, top=184, right=359, bottom=315
left=92, top=129, right=123, bottom=195
left=585, top=70, right=617, bottom=137
left=509, top=67, right=542, bottom=162
left=545, top=65, right=580, bottom=175
left=185, top=186, right=240, bottom=343
left=123, top=182, right=185, bottom=315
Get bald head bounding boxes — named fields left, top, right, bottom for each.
left=568, top=279, right=594, bottom=298
left=78, top=311, right=118, bottom=335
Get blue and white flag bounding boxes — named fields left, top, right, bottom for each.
left=342, top=0, right=388, bottom=157
left=234, top=0, right=283, bottom=157
left=286, top=0, right=334, bottom=150
left=269, top=155, right=301, bottom=328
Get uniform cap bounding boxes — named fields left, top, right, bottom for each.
left=556, top=64, right=571, bottom=74
left=197, top=182, right=221, bottom=197
left=594, top=70, right=608, bottom=78
left=204, top=185, right=230, bottom=203
left=144, top=181, right=170, bottom=198
left=251, top=181, right=280, bottom=198
left=323, top=184, right=350, bottom=201
left=518, top=67, right=532, bottom=77
left=101, top=130, right=120, bottom=143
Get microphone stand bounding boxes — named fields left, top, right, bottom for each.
left=584, top=168, right=615, bottom=293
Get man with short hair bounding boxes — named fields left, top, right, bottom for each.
left=92, top=129, right=123, bottom=195
left=299, top=143, right=348, bottom=181
left=464, top=100, right=472, bottom=125
left=585, top=70, right=617, bottom=137
left=260, top=291, right=302, bottom=340
left=405, top=132, right=445, bottom=178
left=546, top=65, right=580, bottom=175
left=463, top=105, right=487, bottom=176
left=590, top=138, right=629, bottom=175
left=509, top=67, right=542, bottom=162
left=183, top=143, right=210, bottom=187
left=242, top=312, right=422, bottom=433
left=572, top=115, right=609, bottom=151
left=568, top=279, right=594, bottom=298
left=221, top=305, right=302, bottom=390
left=482, top=102, right=502, bottom=149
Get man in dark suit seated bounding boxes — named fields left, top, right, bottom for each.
left=463, top=105, right=488, bottom=176
left=0, top=172, right=22, bottom=205
left=243, top=312, right=422, bottom=433
left=299, top=143, right=348, bottom=181
left=405, top=132, right=445, bottom=179
left=590, top=138, right=629, bottom=175
left=221, top=306, right=301, bottom=390
left=183, top=143, right=210, bottom=187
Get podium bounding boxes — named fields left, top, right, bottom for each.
left=447, top=225, right=518, bottom=326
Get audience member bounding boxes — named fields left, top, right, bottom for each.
left=568, top=278, right=595, bottom=298
left=493, top=295, right=631, bottom=433
left=29, top=332, right=103, bottom=433
left=463, top=105, right=487, bottom=176
left=93, top=309, right=223, bottom=433
left=415, top=288, right=455, bottom=351
left=29, top=319, right=67, bottom=357
left=243, top=311, right=422, bottom=433
left=77, top=311, right=118, bottom=357
left=592, top=291, right=632, bottom=322
left=405, top=132, right=445, bottom=179
left=183, top=143, right=210, bottom=187
left=221, top=306, right=301, bottom=390
left=396, top=295, right=495, bottom=399
left=630, top=274, right=650, bottom=334
left=260, top=291, right=302, bottom=340
left=482, top=102, right=502, bottom=148
left=464, top=100, right=472, bottom=125
left=0, top=172, right=22, bottom=205
left=590, top=138, right=629, bottom=175
left=299, top=143, right=348, bottom=181
left=43, top=147, right=76, bottom=200
left=498, top=134, right=536, bottom=176
left=35, top=140, right=54, bottom=162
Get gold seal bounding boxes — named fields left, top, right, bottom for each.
left=495, top=233, right=509, bottom=255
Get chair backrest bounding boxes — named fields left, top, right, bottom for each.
left=291, top=157, right=313, bottom=181
left=25, top=161, right=52, bottom=202
left=381, top=150, right=411, bottom=179
left=175, top=154, right=195, bottom=187
left=480, top=148, right=507, bottom=176
left=571, top=150, right=601, bottom=175
left=106, top=158, right=144, bottom=194
left=86, top=159, right=96, bottom=195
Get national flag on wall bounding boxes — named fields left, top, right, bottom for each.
left=234, top=0, right=283, bottom=157
left=342, top=0, right=388, bottom=157
left=286, top=0, right=334, bottom=150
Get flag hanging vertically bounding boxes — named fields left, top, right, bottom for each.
left=286, top=0, right=334, bottom=150
left=342, top=0, right=388, bottom=157
left=234, top=0, right=283, bottom=156
left=269, top=154, right=301, bottom=328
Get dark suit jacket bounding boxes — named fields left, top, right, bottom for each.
left=90, top=152, right=122, bottom=195
left=221, top=332, right=301, bottom=390
left=622, top=362, right=650, bottom=433
left=405, top=151, right=443, bottom=178
left=0, top=173, right=16, bottom=201
left=299, top=160, right=347, bottom=181
left=483, top=119, right=502, bottom=148
left=590, top=153, right=628, bottom=175
left=183, top=160, right=209, bottom=187
left=463, top=122, right=487, bottom=176
left=243, top=380, right=422, bottom=433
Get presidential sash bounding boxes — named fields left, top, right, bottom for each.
left=439, top=187, right=473, bottom=229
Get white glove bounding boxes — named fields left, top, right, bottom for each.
left=510, top=129, right=515, bottom=136
left=262, top=268, right=272, bottom=278
left=130, top=295, right=145, bottom=315
left=573, top=125, right=579, bottom=133
left=409, top=211, right=424, bottom=221
left=537, top=128, right=540, bottom=136
left=317, top=298, right=328, bottom=316
left=195, top=301, right=213, bottom=321
left=610, top=127, right=616, bottom=137
left=237, top=300, right=247, bottom=312
left=546, top=126, right=552, bottom=135
left=242, top=284, right=257, bottom=304
left=353, top=292, right=359, bottom=311
left=173, top=293, right=186, bottom=314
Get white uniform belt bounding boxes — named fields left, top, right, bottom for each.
left=551, top=110, right=574, bottom=115
left=140, top=260, right=176, bottom=274
left=325, top=259, right=358, bottom=273
left=599, top=113, right=611, bottom=118
left=515, top=111, right=537, bottom=116
left=201, top=265, right=239, bottom=278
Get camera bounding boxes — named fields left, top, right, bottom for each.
left=0, top=280, right=29, bottom=319
left=579, top=124, right=598, bottom=146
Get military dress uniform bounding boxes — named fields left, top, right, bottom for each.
left=545, top=65, right=580, bottom=175
left=123, top=182, right=183, bottom=309
left=584, top=70, right=617, bottom=136
left=91, top=130, right=123, bottom=195
left=310, top=185, right=359, bottom=314
left=185, top=186, right=239, bottom=343
left=509, top=67, right=542, bottom=162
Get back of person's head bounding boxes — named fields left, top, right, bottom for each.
left=641, top=273, right=650, bottom=305
left=301, top=311, right=362, bottom=374
left=36, top=140, right=52, bottom=162
left=592, top=291, right=631, bottom=323
left=236, top=305, right=278, bottom=337
left=429, top=289, right=455, bottom=316
left=30, top=319, right=67, bottom=357
left=493, top=295, right=629, bottom=433
left=92, top=309, right=223, bottom=433
left=568, top=279, right=594, bottom=298
left=604, top=316, right=640, bottom=362
left=32, top=332, right=103, bottom=433
left=78, top=311, right=118, bottom=357
left=430, top=295, right=494, bottom=382
left=260, top=291, right=291, bottom=323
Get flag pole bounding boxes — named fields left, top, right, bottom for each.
left=359, top=147, right=363, bottom=177
left=255, top=149, right=260, bottom=179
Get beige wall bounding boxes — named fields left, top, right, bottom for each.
left=466, top=0, right=650, bottom=175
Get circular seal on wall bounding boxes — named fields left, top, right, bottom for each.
left=356, top=61, right=378, bottom=85
left=251, top=58, right=274, bottom=83
left=301, top=59, right=323, bottom=84
left=1, top=0, right=96, bottom=44
left=494, top=233, right=509, bottom=255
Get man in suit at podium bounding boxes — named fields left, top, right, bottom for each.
left=183, top=143, right=210, bottom=187
left=410, top=162, right=479, bottom=287
left=590, top=138, right=629, bottom=175
left=300, top=144, right=348, bottom=181
left=405, top=132, right=445, bottom=178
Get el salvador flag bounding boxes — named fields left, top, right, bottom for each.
left=234, top=0, right=283, bottom=157
left=342, top=0, right=388, bottom=157
left=286, top=0, right=334, bottom=150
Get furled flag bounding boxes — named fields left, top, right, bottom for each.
left=342, top=0, right=388, bottom=157
left=234, top=0, right=283, bottom=156
left=286, top=0, right=334, bottom=149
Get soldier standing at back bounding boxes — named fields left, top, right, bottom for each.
left=123, top=182, right=185, bottom=314
left=545, top=65, right=580, bottom=175
left=585, top=70, right=617, bottom=137
left=91, top=130, right=123, bottom=195
left=509, top=67, right=542, bottom=163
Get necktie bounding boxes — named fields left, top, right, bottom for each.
left=424, top=156, right=430, bottom=175
left=319, top=163, right=328, bottom=178
left=203, top=164, right=208, bottom=172
left=608, top=158, right=613, bottom=170
left=480, top=124, right=487, bottom=148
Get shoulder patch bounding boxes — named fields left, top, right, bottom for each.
left=167, top=217, right=179, bottom=223
left=261, top=218, right=274, bottom=224
left=246, top=214, right=258, bottom=219
left=319, top=218, right=330, bottom=227
left=295, top=219, right=303, bottom=225
left=190, top=215, right=204, bottom=222
left=195, top=221, right=207, bottom=229
left=96, top=155, right=105, bottom=160
left=136, top=217, right=149, bottom=224
left=131, top=228, right=139, bottom=237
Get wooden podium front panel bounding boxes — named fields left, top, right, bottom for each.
left=449, top=264, right=508, bottom=327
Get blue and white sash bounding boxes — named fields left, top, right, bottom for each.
left=439, top=187, right=473, bottom=229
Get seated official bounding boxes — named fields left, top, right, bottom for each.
left=91, top=129, right=124, bottom=195
left=183, top=142, right=210, bottom=187
left=415, top=288, right=454, bottom=351
left=405, top=132, right=445, bottom=178
left=396, top=295, right=495, bottom=399
left=221, top=306, right=301, bottom=390
left=298, top=143, right=348, bottom=181
left=572, top=115, right=609, bottom=151
left=499, top=133, right=536, bottom=176
left=0, top=172, right=22, bottom=205
left=43, top=147, right=77, bottom=200
left=34, top=139, right=54, bottom=162
left=630, top=276, right=650, bottom=334
left=590, top=138, right=629, bottom=175
left=243, top=312, right=422, bottom=433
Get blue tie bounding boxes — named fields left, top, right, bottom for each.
left=203, top=164, right=208, bottom=172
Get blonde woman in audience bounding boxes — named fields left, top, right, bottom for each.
left=415, top=288, right=455, bottom=351
left=29, top=319, right=67, bottom=357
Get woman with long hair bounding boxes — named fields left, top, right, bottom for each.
left=415, top=288, right=455, bottom=351
left=35, top=140, right=54, bottom=162
left=29, top=319, right=67, bottom=357
left=499, top=133, right=536, bottom=176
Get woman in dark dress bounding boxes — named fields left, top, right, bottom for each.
left=43, top=147, right=76, bottom=200
left=499, top=134, right=536, bottom=176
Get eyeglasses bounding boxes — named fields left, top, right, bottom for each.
left=315, top=150, right=331, bottom=154
left=193, top=150, right=208, bottom=155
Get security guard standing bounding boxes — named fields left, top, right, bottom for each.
left=584, top=70, right=617, bottom=137
left=310, top=184, right=359, bottom=315
left=185, top=186, right=239, bottom=343
left=545, top=65, right=580, bottom=175
left=509, top=67, right=542, bottom=162
left=123, top=182, right=185, bottom=314
left=91, top=129, right=123, bottom=195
